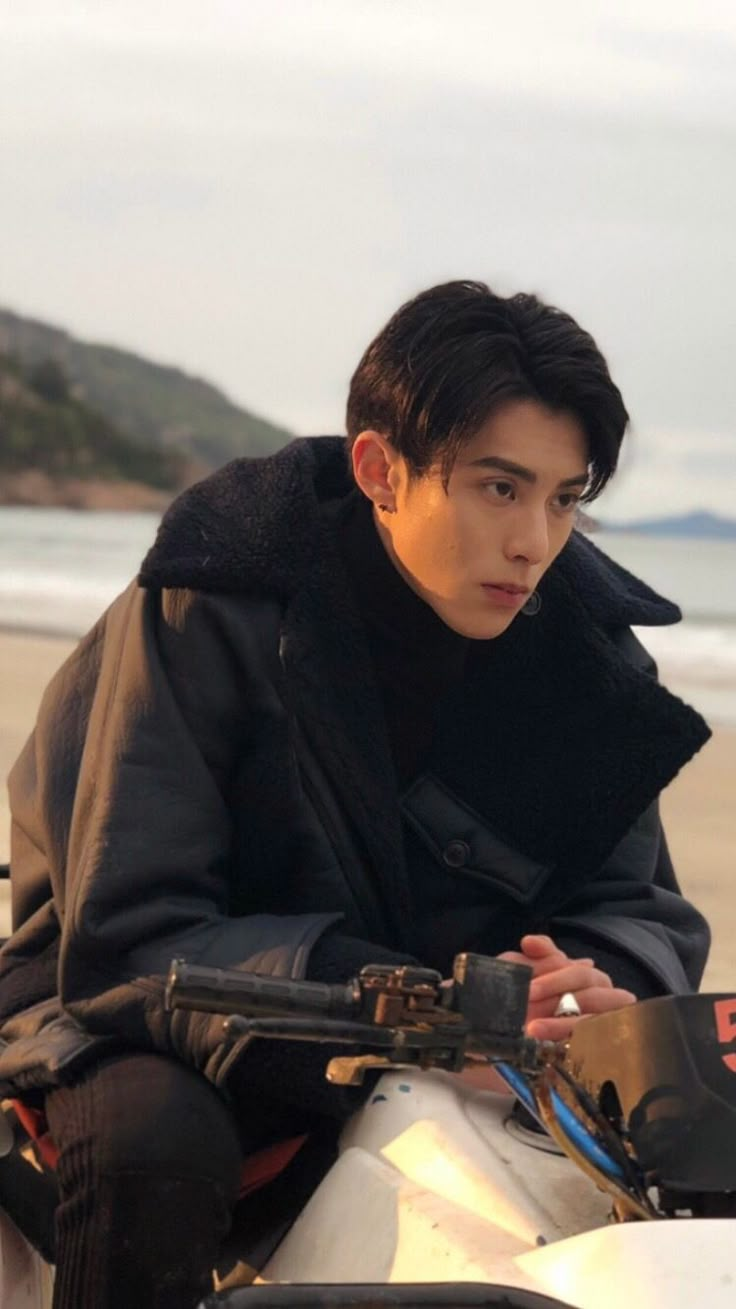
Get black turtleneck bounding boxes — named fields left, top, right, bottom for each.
left=333, top=490, right=502, bottom=974
left=336, top=491, right=469, bottom=788
left=317, top=491, right=664, bottom=996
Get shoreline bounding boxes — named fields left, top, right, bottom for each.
left=0, top=470, right=174, bottom=512
left=0, top=621, right=91, bottom=642
left=0, top=627, right=733, bottom=991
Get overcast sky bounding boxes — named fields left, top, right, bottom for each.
left=2, top=0, right=735, bottom=518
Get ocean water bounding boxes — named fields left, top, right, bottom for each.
left=1, top=508, right=735, bottom=724
left=0, top=507, right=160, bottom=636
left=595, top=531, right=736, bottom=726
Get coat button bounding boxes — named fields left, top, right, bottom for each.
left=443, top=839, right=470, bottom=868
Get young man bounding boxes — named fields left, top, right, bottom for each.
left=0, top=281, right=710, bottom=1306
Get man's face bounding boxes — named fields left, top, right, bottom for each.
left=364, top=400, right=589, bottom=639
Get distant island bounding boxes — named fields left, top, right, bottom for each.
left=0, top=308, right=292, bottom=509
left=597, top=510, right=736, bottom=540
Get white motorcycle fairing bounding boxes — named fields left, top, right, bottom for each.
left=4, top=1067, right=735, bottom=1308
left=263, top=1069, right=735, bottom=1308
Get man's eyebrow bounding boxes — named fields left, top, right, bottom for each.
left=465, top=455, right=589, bottom=489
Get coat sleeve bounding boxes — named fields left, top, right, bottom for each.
left=545, top=625, right=711, bottom=997
left=7, top=581, right=375, bottom=1077
left=547, top=798, right=711, bottom=997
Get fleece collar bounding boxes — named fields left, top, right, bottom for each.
left=139, top=436, right=681, bottom=631
left=140, top=438, right=345, bottom=599
left=139, top=438, right=710, bottom=925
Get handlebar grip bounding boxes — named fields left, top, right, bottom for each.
left=165, top=960, right=358, bottom=1020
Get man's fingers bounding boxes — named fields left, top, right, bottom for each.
left=527, top=993, right=635, bottom=1042
left=526, top=1015, right=585, bottom=1042
left=529, top=963, right=612, bottom=1002
left=582, top=987, right=637, bottom=1012
left=498, top=943, right=595, bottom=981
left=527, top=986, right=636, bottom=1025
left=525, top=953, right=595, bottom=979
left=519, top=935, right=561, bottom=958
left=519, top=935, right=586, bottom=977
left=497, top=948, right=593, bottom=982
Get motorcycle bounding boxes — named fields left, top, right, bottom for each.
left=2, top=951, right=736, bottom=1308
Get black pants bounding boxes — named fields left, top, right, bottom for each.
left=45, top=1051, right=318, bottom=1309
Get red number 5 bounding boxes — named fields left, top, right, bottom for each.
left=713, top=998, right=736, bottom=1073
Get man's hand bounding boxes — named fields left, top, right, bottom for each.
left=451, top=934, right=636, bottom=1091
left=497, top=934, right=636, bottom=1041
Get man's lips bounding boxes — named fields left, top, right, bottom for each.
left=481, top=583, right=531, bottom=609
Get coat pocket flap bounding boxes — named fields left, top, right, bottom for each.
left=401, top=773, right=553, bottom=905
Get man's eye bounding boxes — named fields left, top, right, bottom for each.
left=485, top=480, right=515, bottom=500
left=554, top=493, right=581, bottom=512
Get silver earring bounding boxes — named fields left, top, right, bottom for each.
left=521, top=591, right=541, bottom=617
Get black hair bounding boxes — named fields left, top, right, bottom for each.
left=345, top=280, right=629, bottom=501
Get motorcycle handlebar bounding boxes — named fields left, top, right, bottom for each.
left=165, top=959, right=359, bottom=1021
left=164, top=955, right=648, bottom=1219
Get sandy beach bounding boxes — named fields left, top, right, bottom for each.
left=0, top=628, right=733, bottom=990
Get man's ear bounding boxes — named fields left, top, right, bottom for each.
left=351, top=431, right=397, bottom=511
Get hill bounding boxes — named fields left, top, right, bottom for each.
left=598, top=510, right=736, bottom=540
left=0, top=308, right=292, bottom=470
left=0, top=355, right=188, bottom=510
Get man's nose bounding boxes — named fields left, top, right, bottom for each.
left=502, top=509, right=549, bottom=566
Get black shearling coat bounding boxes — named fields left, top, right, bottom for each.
left=0, top=437, right=712, bottom=1096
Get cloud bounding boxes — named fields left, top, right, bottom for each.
left=1, top=0, right=734, bottom=522
left=4, top=0, right=736, bottom=127
left=598, top=426, right=736, bottom=519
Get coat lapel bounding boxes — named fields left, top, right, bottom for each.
left=277, top=514, right=413, bottom=947
left=428, top=557, right=710, bottom=913
left=140, top=436, right=711, bottom=929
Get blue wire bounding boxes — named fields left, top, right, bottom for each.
left=495, top=1062, right=625, bottom=1182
